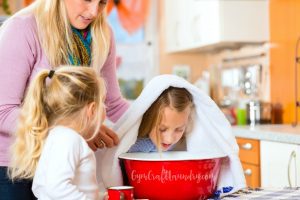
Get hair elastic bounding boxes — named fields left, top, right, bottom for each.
left=48, top=70, right=55, bottom=79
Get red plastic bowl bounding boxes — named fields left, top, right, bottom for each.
left=119, top=151, right=226, bottom=200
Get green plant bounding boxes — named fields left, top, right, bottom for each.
left=1, top=0, right=11, bottom=15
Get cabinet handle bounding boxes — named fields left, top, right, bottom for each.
left=244, top=169, right=252, bottom=176
left=241, top=143, right=252, bottom=150
left=288, top=150, right=297, bottom=187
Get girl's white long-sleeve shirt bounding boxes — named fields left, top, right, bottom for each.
left=32, top=126, right=100, bottom=200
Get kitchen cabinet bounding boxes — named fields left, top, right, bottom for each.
left=164, top=0, right=189, bottom=51
left=260, top=141, right=300, bottom=187
left=236, top=137, right=260, bottom=188
left=164, top=0, right=269, bottom=53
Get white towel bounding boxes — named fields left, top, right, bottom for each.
left=96, top=74, right=246, bottom=196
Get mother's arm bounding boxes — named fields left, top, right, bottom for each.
left=89, top=28, right=130, bottom=150
left=0, top=17, right=36, bottom=135
left=100, top=28, right=129, bottom=123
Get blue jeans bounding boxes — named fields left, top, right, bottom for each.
left=0, top=167, right=36, bottom=200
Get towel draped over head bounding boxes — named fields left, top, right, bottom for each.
left=96, top=74, right=246, bottom=196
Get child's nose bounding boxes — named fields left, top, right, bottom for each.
left=162, top=132, right=173, bottom=144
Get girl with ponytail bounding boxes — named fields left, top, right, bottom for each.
left=9, top=66, right=106, bottom=199
left=0, top=0, right=129, bottom=198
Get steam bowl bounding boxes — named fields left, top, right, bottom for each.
left=119, top=152, right=226, bottom=200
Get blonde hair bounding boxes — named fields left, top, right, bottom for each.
left=33, top=0, right=110, bottom=71
left=138, top=87, right=194, bottom=149
left=9, top=66, right=106, bottom=181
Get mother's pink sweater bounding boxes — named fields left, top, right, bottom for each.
left=0, top=14, right=129, bottom=166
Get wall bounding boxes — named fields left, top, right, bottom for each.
left=0, top=0, right=22, bottom=15
left=270, top=0, right=300, bottom=124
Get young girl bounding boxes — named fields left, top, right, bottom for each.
left=9, top=66, right=106, bottom=199
left=99, top=75, right=245, bottom=196
left=128, top=86, right=194, bottom=153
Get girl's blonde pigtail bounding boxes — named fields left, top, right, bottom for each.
left=9, top=71, right=50, bottom=180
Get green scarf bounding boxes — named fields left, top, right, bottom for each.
left=69, top=27, right=92, bottom=66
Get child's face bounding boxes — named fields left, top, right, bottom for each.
left=149, top=106, right=191, bottom=151
left=85, top=102, right=106, bottom=140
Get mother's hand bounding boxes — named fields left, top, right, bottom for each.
left=87, top=124, right=120, bottom=151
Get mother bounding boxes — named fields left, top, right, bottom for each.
left=0, top=0, right=129, bottom=199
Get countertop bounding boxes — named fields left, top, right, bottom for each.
left=232, top=124, right=300, bottom=144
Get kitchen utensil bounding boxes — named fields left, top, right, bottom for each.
left=246, top=100, right=272, bottom=125
left=119, top=151, right=226, bottom=200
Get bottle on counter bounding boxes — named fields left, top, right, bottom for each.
left=236, top=100, right=247, bottom=125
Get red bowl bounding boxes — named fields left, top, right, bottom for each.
left=119, top=151, right=226, bottom=200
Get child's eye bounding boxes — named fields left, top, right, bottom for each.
left=175, top=129, right=184, bottom=133
left=159, top=129, right=167, bottom=133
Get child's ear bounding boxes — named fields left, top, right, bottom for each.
left=86, top=102, right=96, bottom=119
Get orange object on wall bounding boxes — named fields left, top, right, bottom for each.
left=270, top=0, right=300, bottom=124
left=107, top=0, right=150, bottom=34
left=23, top=0, right=34, bottom=6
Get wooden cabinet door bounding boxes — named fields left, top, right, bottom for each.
left=236, top=137, right=260, bottom=188
left=242, top=163, right=260, bottom=188
left=237, top=137, right=260, bottom=165
left=164, top=0, right=190, bottom=52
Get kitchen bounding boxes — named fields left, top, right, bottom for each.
left=118, top=0, right=300, bottom=193
left=156, top=0, right=300, bottom=191
left=1, top=0, right=300, bottom=199
left=120, top=0, right=300, bottom=196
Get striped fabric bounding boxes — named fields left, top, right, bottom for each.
left=127, top=138, right=157, bottom=153
left=69, top=27, right=92, bottom=66
left=209, top=188, right=300, bottom=200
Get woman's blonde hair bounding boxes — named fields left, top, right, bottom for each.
left=9, top=66, right=106, bottom=181
left=33, top=0, right=110, bottom=71
left=138, top=87, right=194, bottom=149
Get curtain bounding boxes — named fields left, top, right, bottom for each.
left=23, top=0, right=33, bottom=6
left=107, top=0, right=150, bottom=34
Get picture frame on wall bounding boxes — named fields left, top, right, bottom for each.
left=172, top=65, right=191, bottom=81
